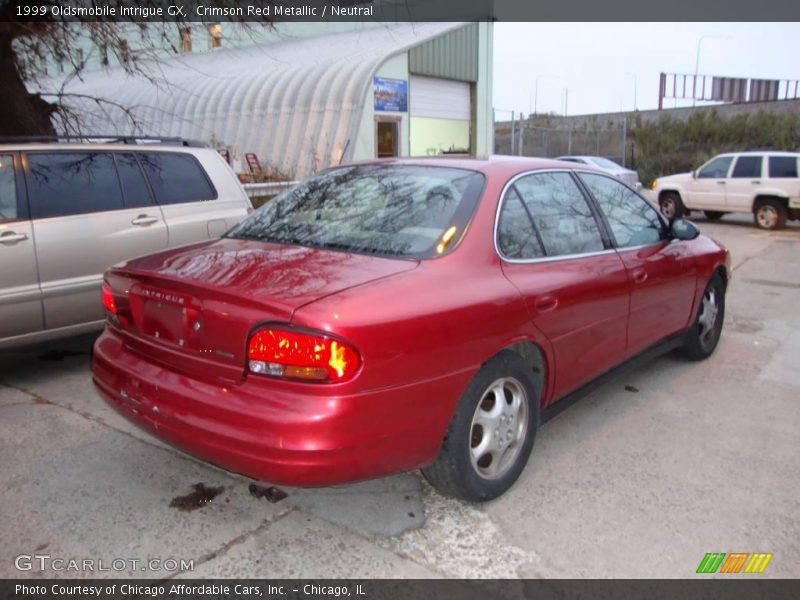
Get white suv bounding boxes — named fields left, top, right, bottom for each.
left=0, top=137, right=252, bottom=350
left=652, top=151, right=800, bottom=230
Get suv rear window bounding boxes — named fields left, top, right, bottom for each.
left=768, top=156, right=798, bottom=178
left=27, top=153, right=123, bottom=219
left=227, top=164, right=485, bottom=259
left=138, top=152, right=216, bottom=205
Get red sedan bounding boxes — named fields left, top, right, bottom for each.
left=93, top=157, right=729, bottom=502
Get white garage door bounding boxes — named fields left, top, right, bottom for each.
left=410, top=75, right=471, bottom=120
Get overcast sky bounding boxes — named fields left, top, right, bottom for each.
left=492, top=22, right=800, bottom=117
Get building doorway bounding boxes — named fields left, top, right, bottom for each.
left=376, top=119, right=400, bottom=158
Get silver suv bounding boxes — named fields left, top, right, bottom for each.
left=0, top=137, right=252, bottom=350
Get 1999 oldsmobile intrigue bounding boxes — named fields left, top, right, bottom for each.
left=93, top=157, right=729, bottom=501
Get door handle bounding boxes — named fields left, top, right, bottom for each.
left=632, top=269, right=648, bottom=284
left=751, top=180, right=761, bottom=184
left=0, top=231, right=28, bottom=245
left=131, top=215, right=159, bottom=226
left=716, top=181, right=726, bottom=185
left=534, top=295, right=559, bottom=313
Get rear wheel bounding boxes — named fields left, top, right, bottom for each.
left=679, top=273, right=725, bottom=361
left=659, top=192, right=685, bottom=220
left=422, top=351, right=538, bottom=502
left=704, top=211, right=725, bottom=221
left=753, top=199, right=787, bottom=230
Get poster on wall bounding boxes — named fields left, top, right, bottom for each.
left=374, top=77, right=408, bottom=112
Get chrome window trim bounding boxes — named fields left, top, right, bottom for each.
left=493, top=168, right=614, bottom=264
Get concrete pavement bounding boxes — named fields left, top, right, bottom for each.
left=1, top=214, right=798, bottom=579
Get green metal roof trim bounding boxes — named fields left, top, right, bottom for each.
left=409, top=23, right=479, bottom=82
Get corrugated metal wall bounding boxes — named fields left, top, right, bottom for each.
left=408, top=23, right=479, bottom=83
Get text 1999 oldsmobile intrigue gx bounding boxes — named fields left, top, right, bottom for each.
left=92, top=157, right=730, bottom=502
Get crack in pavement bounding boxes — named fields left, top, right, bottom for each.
left=159, top=506, right=297, bottom=581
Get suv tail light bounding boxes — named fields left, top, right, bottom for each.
left=247, top=327, right=360, bottom=383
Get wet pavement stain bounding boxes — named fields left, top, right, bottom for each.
left=728, top=317, right=764, bottom=334
left=169, top=483, right=225, bottom=512
left=249, top=483, right=288, bottom=503
left=37, top=349, right=88, bottom=362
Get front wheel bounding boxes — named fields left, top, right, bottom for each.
left=659, top=192, right=685, bottom=220
left=679, top=273, right=725, bottom=361
left=422, top=351, right=538, bottom=502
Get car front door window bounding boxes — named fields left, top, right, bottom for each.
left=697, top=156, right=733, bottom=179
left=578, top=173, right=666, bottom=248
left=0, top=155, right=17, bottom=221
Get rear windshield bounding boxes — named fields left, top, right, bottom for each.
left=226, top=164, right=485, bottom=259
left=589, top=157, right=622, bottom=170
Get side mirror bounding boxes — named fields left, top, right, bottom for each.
left=670, top=218, right=700, bottom=241
left=692, top=170, right=698, bottom=179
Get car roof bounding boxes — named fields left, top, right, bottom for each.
left=334, top=155, right=605, bottom=177
left=716, top=150, right=800, bottom=157
left=0, top=143, right=211, bottom=154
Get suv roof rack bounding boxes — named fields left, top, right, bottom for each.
left=0, top=135, right=207, bottom=147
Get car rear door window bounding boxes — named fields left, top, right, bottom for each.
left=731, top=156, right=763, bottom=178
left=497, top=187, right=546, bottom=259
left=0, top=155, right=17, bottom=221
left=768, top=156, right=799, bottom=178
left=138, top=152, right=216, bottom=205
left=512, top=171, right=605, bottom=257
left=697, top=156, right=733, bottom=179
left=115, top=153, right=154, bottom=209
left=579, top=172, right=666, bottom=248
left=27, top=153, right=123, bottom=219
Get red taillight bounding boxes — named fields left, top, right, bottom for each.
left=101, top=283, right=117, bottom=315
left=247, top=327, right=360, bottom=383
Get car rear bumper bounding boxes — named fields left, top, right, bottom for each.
left=92, top=328, right=470, bottom=486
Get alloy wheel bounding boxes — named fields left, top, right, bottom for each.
left=469, top=377, right=529, bottom=480
left=756, top=205, right=778, bottom=229
left=697, top=287, right=720, bottom=349
left=661, top=197, right=676, bottom=219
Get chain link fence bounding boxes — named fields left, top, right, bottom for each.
left=495, top=118, right=632, bottom=168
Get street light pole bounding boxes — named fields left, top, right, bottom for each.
left=693, top=34, right=732, bottom=107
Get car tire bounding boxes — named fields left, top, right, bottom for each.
left=659, top=192, right=685, bottom=220
left=704, top=211, right=725, bottom=221
left=421, top=351, right=539, bottom=502
left=753, top=199, right=787, bottom=230
left=678, top=273, right=725, bottom=361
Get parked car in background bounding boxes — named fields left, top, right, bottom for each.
left=0, top=137, right=252, bottom=350
left=93, top=157, right=730, bottom=502
left=652, top=151, right=800, bottom=230
left=555, top=155, right=642, bottom=189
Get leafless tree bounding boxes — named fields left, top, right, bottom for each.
left=0, top=1, right=272, bottom=136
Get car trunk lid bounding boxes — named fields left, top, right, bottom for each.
left=106, top=238, right=418, bottom=382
